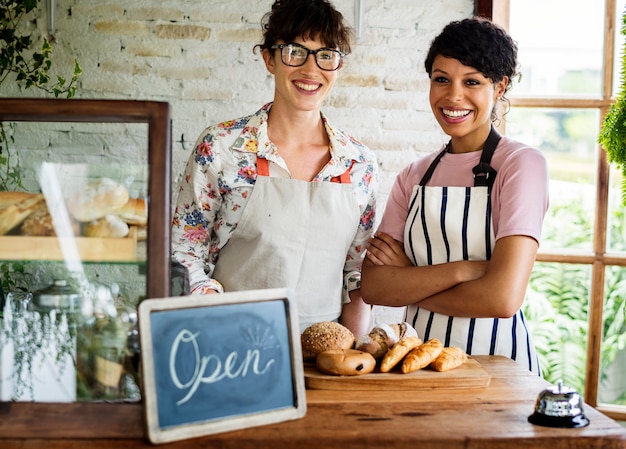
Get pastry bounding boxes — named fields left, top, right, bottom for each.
left=66, top=177, right=129, bottom=222
left=401, top=338, right=444, bottom=374
left=316, top=349, right=376, bottom=376
left=355, top=322, right=418, bottom=359
left=379, top=336, right=423, bottom=373
left=301, top=321, right=354, bottom=361
left=430, top=346, right=467, bottom=372
left=84, top=214, right=130, bottom=238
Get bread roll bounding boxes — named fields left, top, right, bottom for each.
left=430, top=346, right=467, bottom=372
left=67, top=178, right=129, bottom=222
left=401, top=338, right=444, bottom=374
left=380, top=336, right=423, bottom=373
left=84, top=214, right=129, bottom=238
left=316, top=349, right=376, bottom=376
left=117, top=197, right=147, bottom=226
left=301, top=321, right=354, bottom=361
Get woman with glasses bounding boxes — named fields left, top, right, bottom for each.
left=361, top=18, right=548, bottom=374
left=172, top=0, right=378, bottom=337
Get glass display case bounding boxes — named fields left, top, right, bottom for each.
left=0, top=98, right=172, bottom=404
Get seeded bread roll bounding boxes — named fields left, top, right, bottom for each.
left=301, top=321, right=355, bottom=361
left=316, top=349, right=376, bottom=376
left=67, top=178, right=129, bottom=222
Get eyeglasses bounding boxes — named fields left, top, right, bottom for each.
left=270, top=43, right=344, bottom=71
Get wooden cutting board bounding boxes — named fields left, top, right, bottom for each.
left=304, top=356, right=491, bottom=390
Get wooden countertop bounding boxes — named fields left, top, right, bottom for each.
left=0, top=355, right=625, bottom=448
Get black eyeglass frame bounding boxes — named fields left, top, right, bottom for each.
left=270, top=43, right=345, bottom=71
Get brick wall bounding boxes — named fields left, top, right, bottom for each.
left=1, top=0, right=473, bottom=199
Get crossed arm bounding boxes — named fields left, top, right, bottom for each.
left=360, top=232, right=539, bottom=319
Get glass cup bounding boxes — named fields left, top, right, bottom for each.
left=6, top=291, right=33, bottom=317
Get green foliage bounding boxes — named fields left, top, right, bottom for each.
left=524, top=196, right=626, bottom=403
left=598, top=7, right=626, bottom=204
left=0, top=0, right=82, bottom=191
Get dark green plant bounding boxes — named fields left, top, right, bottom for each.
left=598, top=6, right=626, bottom=204
left=0, top=0, right=82, bottom=190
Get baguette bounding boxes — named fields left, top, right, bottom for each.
left=401, top=338, right=444, bottom=374
left=0, top=194, right=45, bottom=235
left=430, top=346, right=467, bottom=372
left=379, top=336, right=422, bottom=373
left=0, top=191, right=41, bottom=208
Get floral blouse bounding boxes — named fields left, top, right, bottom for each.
left=172, top=103, right=379, bottom=300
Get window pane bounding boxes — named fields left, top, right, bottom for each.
left=509, top=0, right=605, bottom=97
left=505, top=107, right=598, bottom=250
left=607, top=165, right=626, bottom=251
left=598, top=266, right=626, bottom=407
left=524, top=262, right=590, bottom=394
left=1, top=120, right=147, bottom=403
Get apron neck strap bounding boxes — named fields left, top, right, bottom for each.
left=418, top=125, right=502, bottom=187
left=256, top=156, right=353, bottom=183
left=472, top=126, right=501, bottom=187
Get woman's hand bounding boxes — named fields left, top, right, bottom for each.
left=366, top=232, right=413, bottom=267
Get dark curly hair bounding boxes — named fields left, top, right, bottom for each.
left=255, top=0, right=353, bottom=54
left=424, top=17, right=519, bottom=117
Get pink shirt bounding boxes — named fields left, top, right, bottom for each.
left=379, top=136, right=549, bottom=244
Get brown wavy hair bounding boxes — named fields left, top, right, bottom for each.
left=255, top=0, right=353, bottom=54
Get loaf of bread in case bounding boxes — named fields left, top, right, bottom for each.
left=301, top=321, right=355, bottom=361
left=84, top=214, right=129, bottom=238
left=316, top=349, right=376, bottom=376
left=0, top=194, right=45, bottom=235
left=20, top=205, right=56, bottom=236
left=0, top=191, right=41, bottom=208
left=67, top=178, right=129, bottom=222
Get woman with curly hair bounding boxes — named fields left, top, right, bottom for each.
left=361, top=17, right=548, bottom=374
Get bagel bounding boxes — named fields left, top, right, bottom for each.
left=316, top=349, right=376, bottom=376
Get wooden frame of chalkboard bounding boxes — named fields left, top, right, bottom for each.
left=138, top=288, right=307, bottom=444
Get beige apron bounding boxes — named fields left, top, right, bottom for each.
left=213, top=156, right=360, bottom=331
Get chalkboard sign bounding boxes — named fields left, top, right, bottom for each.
left=138, top=288, right=306, bottom=444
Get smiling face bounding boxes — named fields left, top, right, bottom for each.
left=429, top=55, right=507, bottom=153
left=262, top=36, right=340, bottom=114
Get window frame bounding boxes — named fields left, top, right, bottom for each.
left=478, top=0, right=625, bottom=421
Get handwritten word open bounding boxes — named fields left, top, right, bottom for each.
left=170, top=329, right=276, bottom=405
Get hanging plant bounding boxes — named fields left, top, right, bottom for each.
left=599, top=7, right=626, bottom=203
left=0, top=0, right=82, bottom=190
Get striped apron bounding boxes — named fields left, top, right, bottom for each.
left=403, top=127, right=541, bottom=375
